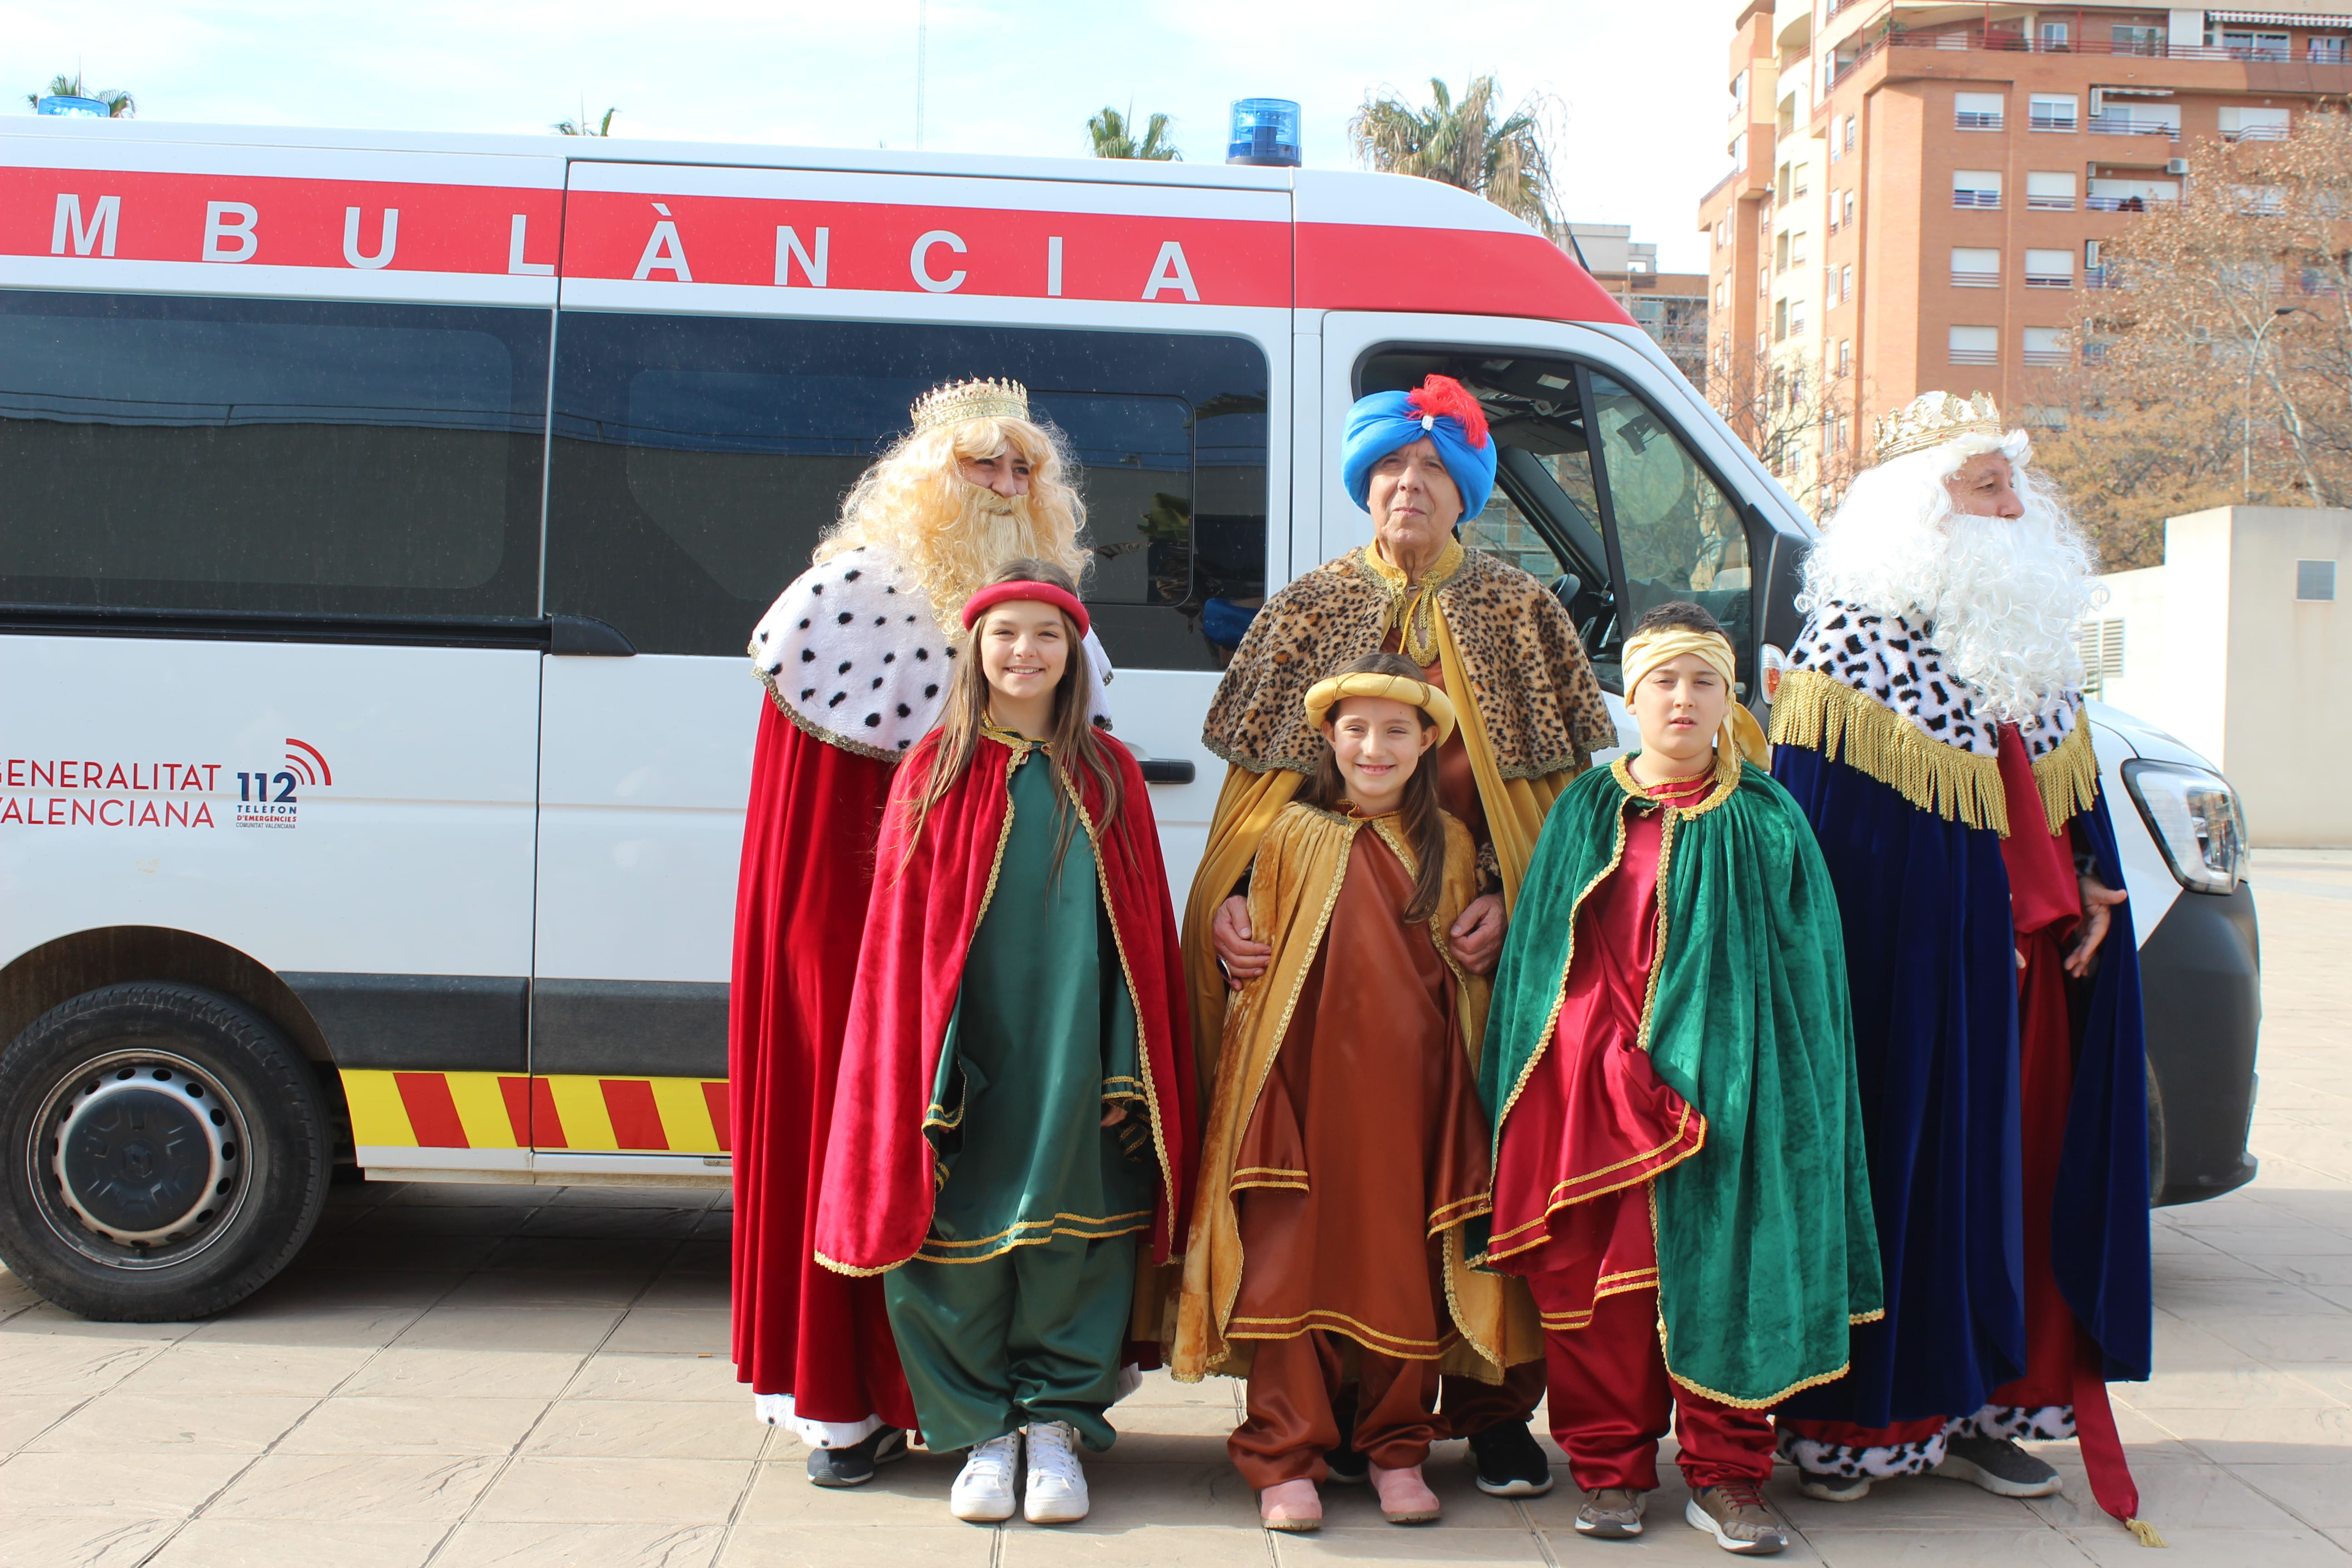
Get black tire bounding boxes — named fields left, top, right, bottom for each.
left=0, top=983, right=330, bottom=1321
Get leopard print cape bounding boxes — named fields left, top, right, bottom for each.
left=1771, top=599, right=2099, bottom=836
left=1201, top=546, right=1616, bottom=780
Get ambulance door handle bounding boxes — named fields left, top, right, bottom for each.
left=1137, top=758, right=1196, bottom=785
left=547, top=615, right=636, bottom=656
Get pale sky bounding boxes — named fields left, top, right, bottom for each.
left=7, top=0, right=1737, bottom=273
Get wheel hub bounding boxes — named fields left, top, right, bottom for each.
left=48, top=1060, right=237, bottom=1249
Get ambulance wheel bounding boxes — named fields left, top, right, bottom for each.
left=0, top=983, right=330, bottom=1322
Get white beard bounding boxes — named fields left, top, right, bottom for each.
left=1802, top=441, right=2098, bottom=721
left=1925, top=510, right=2097, bottom=721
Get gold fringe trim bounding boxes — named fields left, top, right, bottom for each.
left=1769, top=671, right=2011, bottom=835
left=2032, top=715, right=2102, bottom=835
left=2124, top=1518, right=2169, bottom=1548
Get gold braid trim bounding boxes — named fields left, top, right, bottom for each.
left=1769, top=670, right=2010, bottom=836
left=2031, top=715, right=2102, bottom=836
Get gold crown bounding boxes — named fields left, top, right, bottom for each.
left=910, top=377, right=1030, bottom=434
left=1873, top=391, right=2007, bottom=464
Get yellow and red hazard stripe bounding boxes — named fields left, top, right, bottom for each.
left=340, top=1069, right=729, bottom=1154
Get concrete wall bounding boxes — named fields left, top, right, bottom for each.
left=2215, top=507, right=2352, bottom=847
left=2099, top=507, right=2352, bottom=847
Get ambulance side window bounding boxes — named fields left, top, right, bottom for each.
left=0, top=290, right=547, bottom=618
left=1586, top=372, right=1754, bottom=674
left=544, top=315, right=1269, bottom=671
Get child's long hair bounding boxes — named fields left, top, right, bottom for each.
left=897, top=559, right=1127, bottom=880
left=1298, top=651, right=1449, bottom=924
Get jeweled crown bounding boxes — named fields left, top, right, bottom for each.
left=1873, top=390, right=2007, bottom=464
left=910, top=377, right=1030, bottom=433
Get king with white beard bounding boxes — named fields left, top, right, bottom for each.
left=1766, top=394, right=2161, bottom=1544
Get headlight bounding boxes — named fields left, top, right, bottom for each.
left=2121, top=760, right=2249, bottom=894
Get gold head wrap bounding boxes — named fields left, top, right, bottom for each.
left=1303, top=671, right=1458, bottom=747
left=1620, top=628, right=1770, bottom=769
left=911, top=377, right=1030, bottom=433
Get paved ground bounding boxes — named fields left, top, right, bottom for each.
left=4, top=850, right=2349, bottom=1567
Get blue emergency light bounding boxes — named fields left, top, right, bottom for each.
left=1226, top=99, right=1302, bottom=167
left=37, top=96, right=111, bottom=117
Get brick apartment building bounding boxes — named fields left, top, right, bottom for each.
left=1568, top=222, right=1712, bottom=384
left=1697, top=0, right=2352, bottom=509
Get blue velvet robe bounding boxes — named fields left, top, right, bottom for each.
left=1772, top=745, right=2152, bottom=1427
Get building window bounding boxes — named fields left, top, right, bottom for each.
left=2220, top=106, right=2291, bottom=142
left=1955, top=92, right=2005, bottom=131
left=1953, top=170, right=2003, bottom=208
left=1950, top=325, right=1999, bottom=365
left=2298, top=559, right=2338, bottom=601
left=1844, top=115, right=1857, bottom=152
left=2024, top=404, right=2070, bottom=431
left=2023, top=326, right=2069, bottom=366
left=1715, top=281, right=1727, bottom=309
left=2218, top=29, right=2292, bottom=62
left=2038, top=20, right=2071, bottom=51
left=1952, top=247, right=2001, bottom=287
left=1793, top=163, right=1810, bottom=198
left=1838, top=339, right=1852, bottom=375
left=2089, top=99, right=2180, bottom=139
left=2025, top=248, right=2076, bottom=288
left=1841, top=264, right=1854, bottom=302
left=1789, top=300, right=1808, bottom=336
left=2113, top=23, right=2164, bottom=55
left=1843, top=190, right=1857, bottom=226
left=1790, top=231, right=1808, bottom=266
left=2074, top=619, right=2123, bottom=696
left=1775, top=299, right=1789, bottom=342
left=2026, top=171, right=2077, bottom=210
left=2029, top=94, right=2078, bottom=132
left=2313, top=35, right=2348, bottom=63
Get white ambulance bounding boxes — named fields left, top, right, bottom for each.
left=0, top=117, right=2259, bottom=1321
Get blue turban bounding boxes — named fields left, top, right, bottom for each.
left=1341, top=374, right=1498, bottom=524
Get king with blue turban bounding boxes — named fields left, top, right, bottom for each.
left=1181, top=375, right=1617, bottom=1498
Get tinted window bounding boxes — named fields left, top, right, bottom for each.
left=1588, top=372, right=1754, bottom=666
left=0, top=292, right=548, bottom=617
left=545, top=314, right=1270, bottom=667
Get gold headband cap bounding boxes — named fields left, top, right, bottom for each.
left=1620, top=627, right=1770, bottom=768
left=1303, top=672, right=1458, bottom=747
left=1873, top=390, right=2009, bottom=465
left=911, top=377, right=1030, bottom=433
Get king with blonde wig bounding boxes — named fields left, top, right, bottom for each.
left=728, top=376, right=1112, bottom=1486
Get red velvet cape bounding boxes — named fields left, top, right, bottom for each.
left=814, top=731, right=1198, bottom=1275
left=726, top=703, right=916, bottom=1428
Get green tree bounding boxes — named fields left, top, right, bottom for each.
left=554, top=106, right=619, bottom=137
left=27, top=73, right=133, bottom=117
left=1088, top=105, right=1180, bottom=161
left=1349, top=76, right=1561, bottom=235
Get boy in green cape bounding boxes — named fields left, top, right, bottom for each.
left=1475, top=603, right=1881, bottom=1554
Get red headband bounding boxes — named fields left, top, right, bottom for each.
left=961, top=580, right=1090, bottom=637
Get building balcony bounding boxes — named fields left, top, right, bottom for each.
left=1953, top=190, right=2002, bottom=209
left=2087, top=113, right=2180, bottom=140
left=2027, top=193, right=2076, bottom=211
left=2025, top=272, right=2074, bottom=289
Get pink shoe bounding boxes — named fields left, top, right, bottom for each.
left=1259, top=1477, right=1322, bottom=1531
left=1371, top=1462, right=1441, bottom=1524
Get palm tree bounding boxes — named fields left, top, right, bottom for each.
left=27, top=73, right=133, bottom=117
left=1088, top=105, right=1181, bottom=161
left=554, top=106, right=619, bottom=137
left=1349, top=76, right=1562, bottom=236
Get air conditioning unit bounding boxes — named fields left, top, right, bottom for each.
left=2166, top=157, right=2190, bottom=175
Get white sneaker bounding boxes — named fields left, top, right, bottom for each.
left=1022, top=1420, right=1091, bottom=1524
left=950, top=1432, right=1020, bottom=1523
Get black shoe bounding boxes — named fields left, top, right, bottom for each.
left=1324, top=1437, right=1369, bottom=1485
left=805, top=1424, right=909, bottom=1487
left=1468, top=1419, right=1556, bottom=1497
left=1936, top=1434, right=2062, bottom=1498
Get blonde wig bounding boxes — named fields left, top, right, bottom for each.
left=816, top=415, right=1091, bottom=633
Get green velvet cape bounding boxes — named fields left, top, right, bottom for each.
left=1475, top=756, right=1884, bottom=1407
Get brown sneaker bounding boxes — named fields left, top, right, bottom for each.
left=1685, top=1481, right=1787, bottom=1554
left=1574, top=1487, right=1647, bottom=1538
